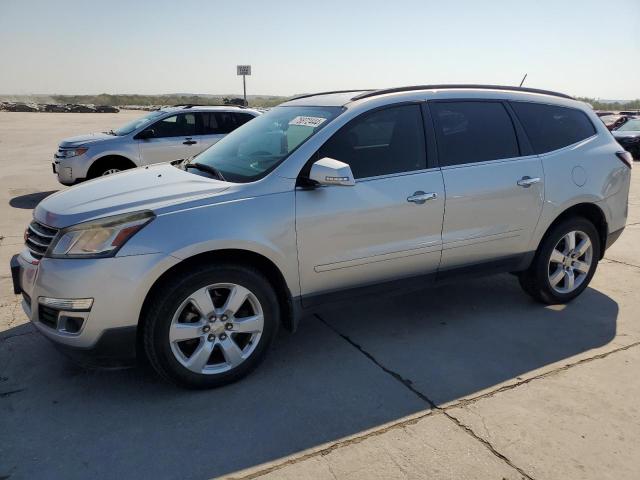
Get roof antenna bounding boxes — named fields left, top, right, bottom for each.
left=519, top=73, right=528, bottom=87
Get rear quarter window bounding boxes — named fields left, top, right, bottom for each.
left=510, top=102, right=596, bottom=154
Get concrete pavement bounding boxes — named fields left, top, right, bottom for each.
left=1, top=112, right=639, bottom=479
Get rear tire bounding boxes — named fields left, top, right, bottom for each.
left=519, top=217, right=600, bottom=304
left=142, top=264, right=280, bottom=389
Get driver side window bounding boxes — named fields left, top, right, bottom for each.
left=318, top=104, right=427, bottom=179
left=152, top=113, right=197, bottom=138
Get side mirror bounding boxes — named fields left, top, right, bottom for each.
left=309, top=157, right=355, bottom=186
left=137, top=128, right=155, bottom=140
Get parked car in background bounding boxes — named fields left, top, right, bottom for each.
left=613, top=118, right=640, bottom=159
left=11, top=85, right=631, bottom=388
left=66, top=104, right=96, bottom=113
left=42, top=104, right=69, bottom=113
left=52, top=105, right=261, bottom=185
left=95, top=105, right=120, bottom=113
left=1, top=102, right=37, bottom=112
left=600, top=114, right=634, bottom=131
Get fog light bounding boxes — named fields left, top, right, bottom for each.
left=38, top=297, right=93, bottom=311
left=60, top=316, right=84, bottom=333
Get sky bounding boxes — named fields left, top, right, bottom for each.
left=1, top=0, right=639, bottom=99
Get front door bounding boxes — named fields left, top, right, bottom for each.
left=295, top=104, right=445, bottom=304
left=429, top=101, right=544, bottom=270
left=139, top=112, right=199, bottom=165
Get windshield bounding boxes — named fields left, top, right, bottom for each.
left=189, top=106, right=343, bottom=182
left=616, top=119, right=640, bottom=132
left=113, top=110, right=166, bottom=136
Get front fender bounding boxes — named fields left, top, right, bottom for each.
left=121, top=191, right=300, bottom=296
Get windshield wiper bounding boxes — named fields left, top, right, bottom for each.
left=103, top=129, right=117, bottom=136
left=185, top=162, right=226, bottom=181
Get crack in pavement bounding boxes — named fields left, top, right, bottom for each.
left=314, top=314, right=536, bottom=480
left=0, top=329, right=36, bottom=343
left=603, top=257, right=640, bottom=270
left=228, top=410, right=438, bottom=480
left=446, top=340, right=640, bottom=409
left=0, top=388, right=26, bottom=398
left=283, top=317, right=640, bottom=480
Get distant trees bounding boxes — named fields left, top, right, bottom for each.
left=46, top=94, right=288, bottom=108
left=7, top=94, right=639, bottom=112
left=577, top=98, right=640, bottom=111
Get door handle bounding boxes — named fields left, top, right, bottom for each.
left=183, top=138, right=197, bottom=145
left=407, top=191, right=438, bottom=204
left=517, top=176, right=541, bottom=188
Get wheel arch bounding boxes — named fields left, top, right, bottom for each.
left=539, top=202, right=608, bottom=259
left=137, top=249, right=296, bottom=353
left=87, top=154, right=137, bottom=178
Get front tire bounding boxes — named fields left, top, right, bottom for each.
left=519, top=217, right=600, bottom=304
left=87, top=157, right=134, bottom=179
left=143, top=264, right=280, bottom=389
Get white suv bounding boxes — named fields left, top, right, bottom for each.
left=52, top=105, right=261, bottom=185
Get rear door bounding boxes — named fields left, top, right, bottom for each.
left=430, top=100, right=544, bottom=271
left=197, top=112, right=231, bottom=152
left=138, top=112, right=199, bottom=164
left=197, top=111, right=256, bottom=153
left=295, top=103, right=445, bottom=303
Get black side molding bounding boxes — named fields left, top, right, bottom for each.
left=10, top=254, right=22, bottom=295
left=48, top=326, right=138, bottom=369
left=605, top=227, right=625, bottom=251
left=298, top=253, right=534, bottom=310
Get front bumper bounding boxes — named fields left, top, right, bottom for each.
left=53, top=154, right=89, bottom=185
left=11, top=251, right=179, bottom=365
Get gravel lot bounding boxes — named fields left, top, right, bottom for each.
left=1, top=112, right=639, bottom=480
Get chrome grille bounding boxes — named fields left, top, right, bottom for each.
left=25, top=220, right=58, bottom=260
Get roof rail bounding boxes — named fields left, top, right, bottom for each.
left=350, top=84, right=574, bottom=101
left=170, top=104, right=249, bottom=109
left=288, top=89, right=374, bottom=102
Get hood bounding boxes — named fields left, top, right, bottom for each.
left=35, top=164, right=231, bottom=228
left=59, top=132, right=116, bottom=148
left=613, top=130, right=640, bottom=138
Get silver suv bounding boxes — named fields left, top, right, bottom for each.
left=11, top=85, right=632, bottom=389
left=52, top=105, right=261, bottom=185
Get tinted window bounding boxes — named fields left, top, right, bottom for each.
left=319, top=104, right=426, bottom=179
left=234, top=113, right=254, bottom=127
left=152, top=113, right=197, bottom=138
left=431, top=102, right=519, bottom=166
left=200, top=112, right=237, bottom=134
left=510, top=102, right=596, bottom=154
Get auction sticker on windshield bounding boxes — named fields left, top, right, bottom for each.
left=289, top=116, right=327, bottom=128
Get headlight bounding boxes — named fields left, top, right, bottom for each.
left=48, top=211, right=155, bottom=258
left=58, top=147, right=88, bottom=158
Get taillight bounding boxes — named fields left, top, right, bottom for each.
left=616, top=151, right=633, bottom=169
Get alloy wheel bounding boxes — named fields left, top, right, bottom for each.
left=169, top=283, right=264, bottom=374
left=547, top=230, right=593, bottom=294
